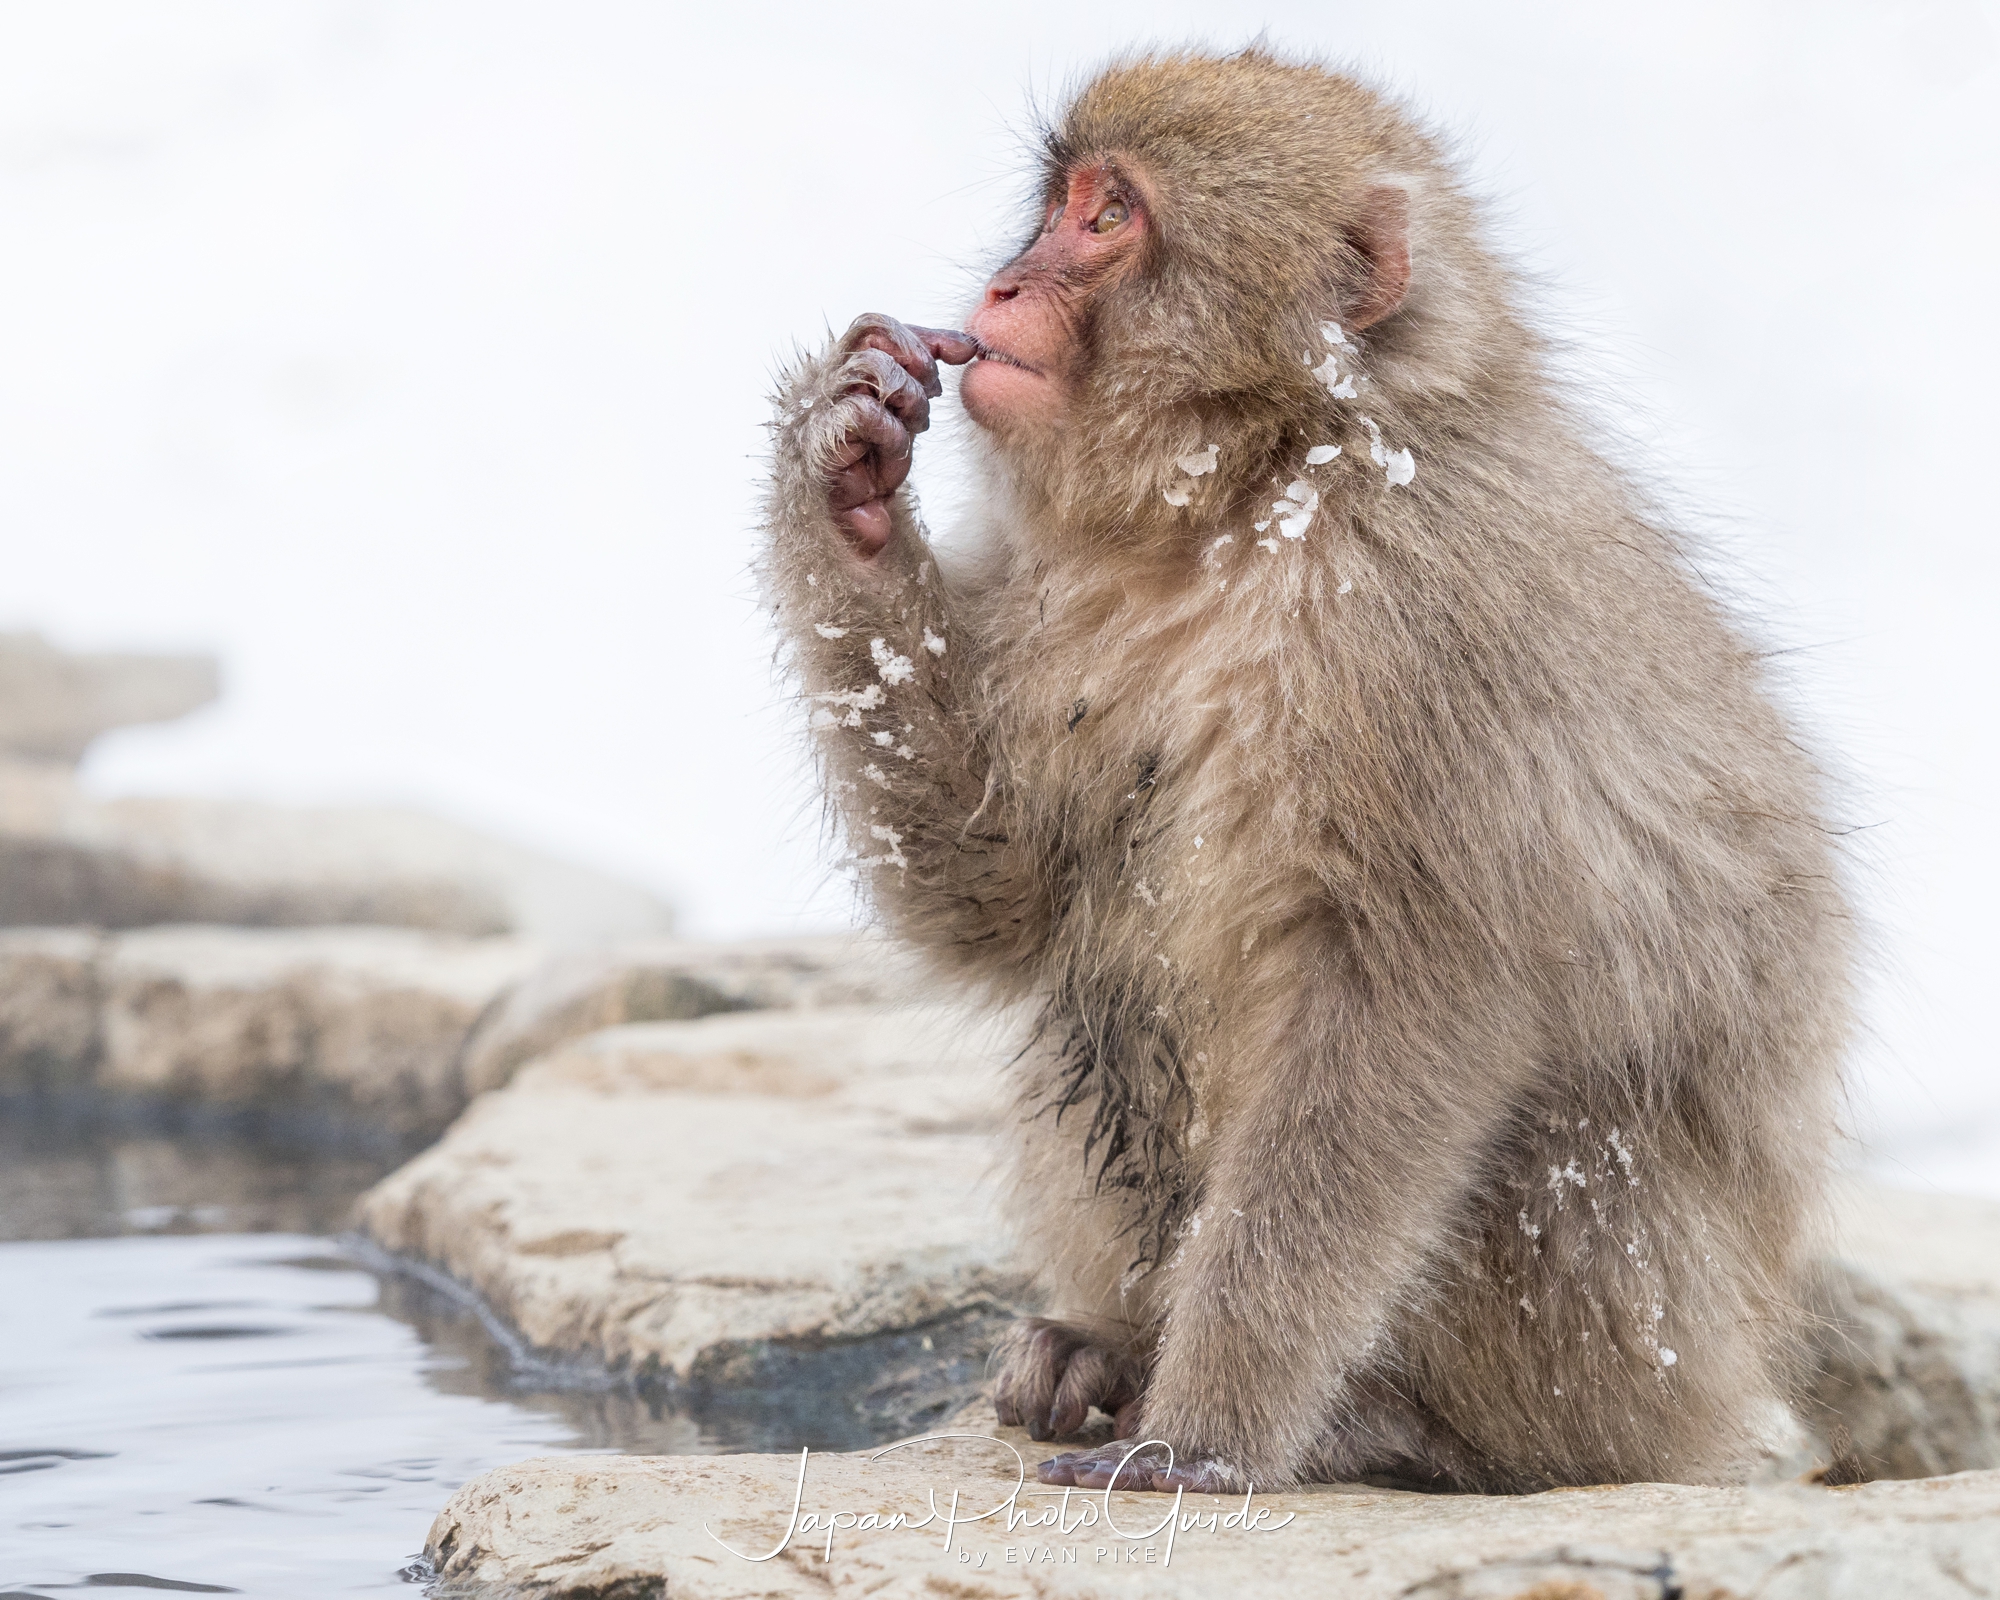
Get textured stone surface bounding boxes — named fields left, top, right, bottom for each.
left=0, top=924, right=542, bottom=1146
left=423, top=1447, right=2000, bottom=1600
left=357, top=1004, right=1034, bottom=1436
left=0, top=926, right=100, bottom=1096
left=93, top=925, right=545, bottom=1138
left=0, top=930, right=907, bottom=1154
left=1807, top=1185, right=2000, bottom=1481
left=456, top=934, right=922, bottom=1096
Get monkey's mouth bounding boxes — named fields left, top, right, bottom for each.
left=968, top=337, right=1042, bottom=377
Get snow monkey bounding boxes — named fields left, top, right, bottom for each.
left=758, top=50, right=1850, bottom=1494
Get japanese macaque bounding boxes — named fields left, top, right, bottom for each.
left=758, top=50, right=1850, bottom=1494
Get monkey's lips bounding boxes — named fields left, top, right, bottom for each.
left=967, top=337, right=1043, bottom=376
left=961, top=337, right=1050, bottom=427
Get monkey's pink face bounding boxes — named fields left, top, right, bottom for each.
left=961, top=162, right=1149, bottom=437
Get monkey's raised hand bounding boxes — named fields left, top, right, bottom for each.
left=792, top=314, right=976, bottom=558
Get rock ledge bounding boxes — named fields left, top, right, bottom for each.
left=423, top=1444, right=2000, bottom=1599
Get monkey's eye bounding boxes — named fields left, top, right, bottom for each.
left=1091, top=202, right=1130, bottom=234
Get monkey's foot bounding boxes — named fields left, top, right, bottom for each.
left=992, top=1317, right=1145, bottom=1443
left=1034, top=1440, right=1250, bottom=1494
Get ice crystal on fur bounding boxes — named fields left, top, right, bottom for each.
left=869, top=638, right=915, bottom=685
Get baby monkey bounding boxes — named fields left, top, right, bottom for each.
left=759, top=50, right=1849, bottom=1494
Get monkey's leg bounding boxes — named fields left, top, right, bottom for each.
left=761, top=316, right=1052, bottom=977
left=1404, top=1100, right=1802, bottom=1490
left=1299, top=1373, right=1488, bottom=1491
left=992, top=1317, right=1148, bottom=1442
left=1039, top=965, right=1537, bottom=1494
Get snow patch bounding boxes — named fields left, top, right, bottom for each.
left=869, top=638, right=915, bottom=686
left=1272, top=481, right=1319, bottom=541
left=1176, top=443, right=1220, bottom=476
left=1310, top=353, right=1357, bottom=399
left=812, top=684, right=885, bottom=711
left=1359, top=415, right=1418, bottom=487
left=1305, top=444, right=1341, bottom=465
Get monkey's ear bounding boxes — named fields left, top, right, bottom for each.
left=1344, top=184, right=1412, bottom=331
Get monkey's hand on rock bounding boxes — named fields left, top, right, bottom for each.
left=992, top=1317, right=1147, bottom=1443
left=1035, top=1440, right=1250, bottom=1495
left=789, top=313, right=975, bottom=559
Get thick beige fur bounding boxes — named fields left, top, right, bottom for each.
left=758, top=49, right=1851, bottom=1492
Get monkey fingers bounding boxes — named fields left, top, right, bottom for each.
left=1046, top=1344, right=1142, bottom=1439
left=823, top=396, right=910, bottom=510
left=838, top=346, right=935, bottom=436
left=837, top=313, right=978, bottom=400
left=992, top=1318, right=1143, bottom=1443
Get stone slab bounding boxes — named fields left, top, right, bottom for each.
left=456, top=933, right=924, bottom=1096
left=422, top=1445, right=2000, bottom=1599
left=0, top=926, right=101, bottom=1095
left=0, top=788, right=674, bottom=941
left=356, top=1004, right=1036, bottom=1434
left=1808, top=1185, right=2000, bottom=1480
left=1, top=930, right=911, bottom=1157
left=95, top=925, right=545, bottom=1137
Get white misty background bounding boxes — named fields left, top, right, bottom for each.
left=0, top=2, right=1993, bottom=1192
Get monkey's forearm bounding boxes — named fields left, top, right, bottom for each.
left=761, top=352, right=1047, bottom=971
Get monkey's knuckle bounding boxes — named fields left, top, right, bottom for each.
left=839, top=349, right=902, bottom=397
left=845, top=312, right=913, bottom=353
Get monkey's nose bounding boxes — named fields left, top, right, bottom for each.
left=983, top=281, right=1021, bottom=305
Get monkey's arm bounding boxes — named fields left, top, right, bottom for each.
left=1042, top=934, right=1536, bottom=1492
left=759, top=315, right=1049, bottom=977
